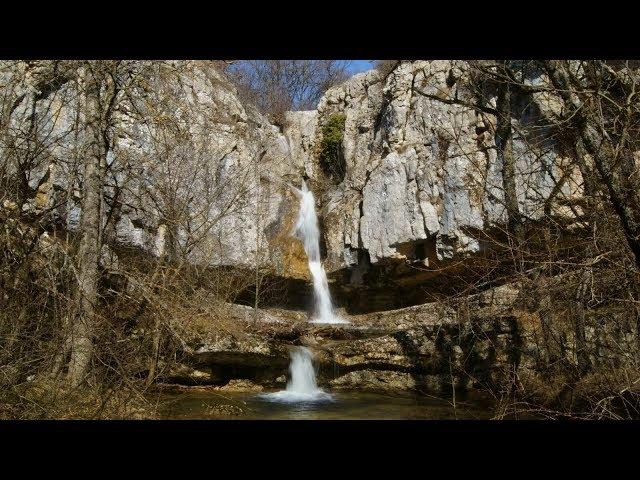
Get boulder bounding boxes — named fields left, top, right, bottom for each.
left=330, top=370, right=417, bottom=393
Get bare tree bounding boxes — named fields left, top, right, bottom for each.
left=541, top=60, right=640, bottom=269
left=66, top=61, right=123, bottom=387
left=494, top=61, right=523, bottom=245
left=225, top=60, right=352, bottom=115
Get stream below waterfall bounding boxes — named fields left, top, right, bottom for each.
left=157, top=390, right=500, bottom=420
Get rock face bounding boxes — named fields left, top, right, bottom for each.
left=3, top=61, right=310, bottom=279
left=177, top=283, right=484, bottom=392
left=7, top=60, right=584, bottom=297
left=174, top=280, right=638, bottom=395
left=304, top=61, right=582, bottom=275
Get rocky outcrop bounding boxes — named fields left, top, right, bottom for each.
left=330, top=370, right=417, bottom=393
left=169, top=284, right=515, bottom=392
left=4, top=61, right=310, bottom=279
left=173, top=280, right=638, bottom=395
left=7, top=60, right=585, bottom=304
left=301, top=61, right=583, bottom=276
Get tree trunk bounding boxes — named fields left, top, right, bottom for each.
left=145, top=259, right=167, bottom=386
left=146, top=313, right=162, bottom=386
left=495, top=62, right=524, bottom=258
left=66, top=68, right=106, bottom=388
left=253, top=150, right=263, bottom=320
left=51, top=335, right=71, bottom=380
left=574, top=268, right=592, bottom=375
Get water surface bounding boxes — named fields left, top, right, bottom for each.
left=158, top=389, right=496, bottom=420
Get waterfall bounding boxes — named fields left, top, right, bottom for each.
left=294, top=181, right=347, bottom=324
left=259, top=347, right=332, bottom=402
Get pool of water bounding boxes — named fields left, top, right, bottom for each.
left=157, top=389, right=497, bottom=420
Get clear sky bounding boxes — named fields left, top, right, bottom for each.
left=346, top=60, right=375, bottom=75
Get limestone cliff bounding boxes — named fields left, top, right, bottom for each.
left=9, top=60, right=583, bottom=290
left=284, top=61, right=583, bottom=278
left=5, top=61, right=309, bottom=280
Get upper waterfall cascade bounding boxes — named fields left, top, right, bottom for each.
left=294, top=181, right=348, bottom=324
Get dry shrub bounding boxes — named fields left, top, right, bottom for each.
left=1, top=377, right=156, bottom=419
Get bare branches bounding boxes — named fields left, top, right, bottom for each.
left=225, top=60, right=352, bottom=115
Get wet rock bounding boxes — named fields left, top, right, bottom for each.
left=217, top=379, right=264, bottom=392
left=330, top=370, right=417, bottom=392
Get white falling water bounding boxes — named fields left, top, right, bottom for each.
left=294, top=181, right=348, bottom=324
left=259, top=347, right=332, bottom=402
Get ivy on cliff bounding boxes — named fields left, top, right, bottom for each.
left=317, top=113, right=347, bottom=181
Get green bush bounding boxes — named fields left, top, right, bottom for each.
left=317, top=113, right=346, bottom=180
